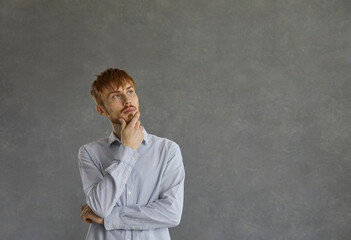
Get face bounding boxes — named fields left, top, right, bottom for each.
left=97, top=83, right=139, bottom=125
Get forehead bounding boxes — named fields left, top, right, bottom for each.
left=102, top=82, right=134, bottom=96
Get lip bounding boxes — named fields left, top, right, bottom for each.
left=123, top=107, right=135, bottom=114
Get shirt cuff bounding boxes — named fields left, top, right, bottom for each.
left=104, top=144, right=140, bottom=174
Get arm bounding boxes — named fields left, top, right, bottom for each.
left=104, top=144, right=185, bottom=230
left=78, top=144, right=138, bottom=218
left=78, top=112, right=144, bottom=218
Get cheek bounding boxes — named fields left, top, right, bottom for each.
left=109, top=102, right=124, bottom=113
left=133, top=96, right=139, bottom=106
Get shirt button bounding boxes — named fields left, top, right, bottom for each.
left=128, top=191, right=132, bottom=195
left=110, top=225, right=113, bottom=229
left=131, top=226, right=134, bottom=229
left=127, top=238, right=130, bottom=240
left=131, top=156, right=135, bottom=160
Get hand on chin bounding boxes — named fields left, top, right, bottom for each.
left=124, top=112, right=137, bottom=123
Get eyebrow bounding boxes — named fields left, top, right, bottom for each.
left=108, top=86, right=134, bottom=96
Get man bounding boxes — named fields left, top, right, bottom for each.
left=78, top=68, right=185, bottom=240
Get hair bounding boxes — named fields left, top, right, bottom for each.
left=90, top=68, right=136, bottom=107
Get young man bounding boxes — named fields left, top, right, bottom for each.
left=78, top=68, right=185, bottom=240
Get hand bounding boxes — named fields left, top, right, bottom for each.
left=119, top=111, right=144, bottom=150
left=80, top=204, right=104, bottom=224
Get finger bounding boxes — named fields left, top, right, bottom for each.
left=81, top=210, right=87, bottom=218
left=89, top=214, right=98, bottom=222
left=85, top=212, right=98, bottom=224
left=119, top=118, right=126, bottom=129
left=80, top=205, right=90, bottom=217
left=80, top=205, right=88, bottom=216
left=82, top=216, right=92, bottom=223
left=129, top=111, right=140, bottom=128
left=89, top=214, right=103, bottom=224
left=81, top=204, right=87, bottom=211
left=135, top=119, right=140, bottom=129
left=81, top=211, right=91, bottom=222
left=80, top=210, right=86, bottom=218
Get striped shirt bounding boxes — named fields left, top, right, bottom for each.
left=78, top=127, right=185, bottom=240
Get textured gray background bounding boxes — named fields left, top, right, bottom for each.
left=1, top=0, right=351, bottom=239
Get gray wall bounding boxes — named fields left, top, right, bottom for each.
left=1, top=1, right=351, bottom=239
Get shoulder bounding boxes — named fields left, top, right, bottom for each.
left=78, top=136, right=109, bottom=157
left=147, top=132, right=181, bottom=156
left=147, top=133, right=184, bottom=171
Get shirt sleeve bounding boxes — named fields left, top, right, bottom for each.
left=78, top=144, right=139, bottom=218
left=104, top=143, right=185, bottom=230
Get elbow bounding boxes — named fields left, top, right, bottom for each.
left=168, top=213, right=182, bottom=227
left=167, top=206, right=183, bottom=227
left=171, top=217, right=181, bottom=227
left=166, top=193, right=183, bottom=227
left=86, top=196, right=113, bottom=219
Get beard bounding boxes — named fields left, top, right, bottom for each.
left=124, top=112, right=136, bottom=123
left=121, top=104, right=139, bottom=124
left=105, top=104, right=139, bottom=126
left=110, top=109, right=138, bottom=125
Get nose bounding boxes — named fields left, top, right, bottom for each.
left=123, top=95, right=132, bottom=106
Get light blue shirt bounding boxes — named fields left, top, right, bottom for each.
left=78, top=127, right=185, bottom=240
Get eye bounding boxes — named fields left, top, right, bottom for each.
left=128, top=90, right=134, bottom=94
left=112, top=94, right=121, bottom=99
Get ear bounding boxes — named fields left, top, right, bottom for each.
left=96, top=105, right=106, bottom=116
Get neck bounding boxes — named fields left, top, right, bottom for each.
left=111, top=122, right=122, bottom=141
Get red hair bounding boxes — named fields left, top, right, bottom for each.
left=90, top=68, right=136, bottom=106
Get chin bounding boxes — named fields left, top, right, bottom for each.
left=127, top=111, right=137, bottom=119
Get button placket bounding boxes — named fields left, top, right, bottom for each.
left=125, top=229, right=132, bottom=240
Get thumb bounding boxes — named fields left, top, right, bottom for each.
left=119, top=118, right=126, bottom=129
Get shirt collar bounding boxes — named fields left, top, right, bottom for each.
left=108, top=127, right=149, bottom=146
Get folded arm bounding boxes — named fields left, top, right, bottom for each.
left=78, top=144, right=139, bottom=218
left=104, top=144, right=185, bottom=230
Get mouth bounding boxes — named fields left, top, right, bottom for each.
left=123, top=107, right=136, bottom=114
